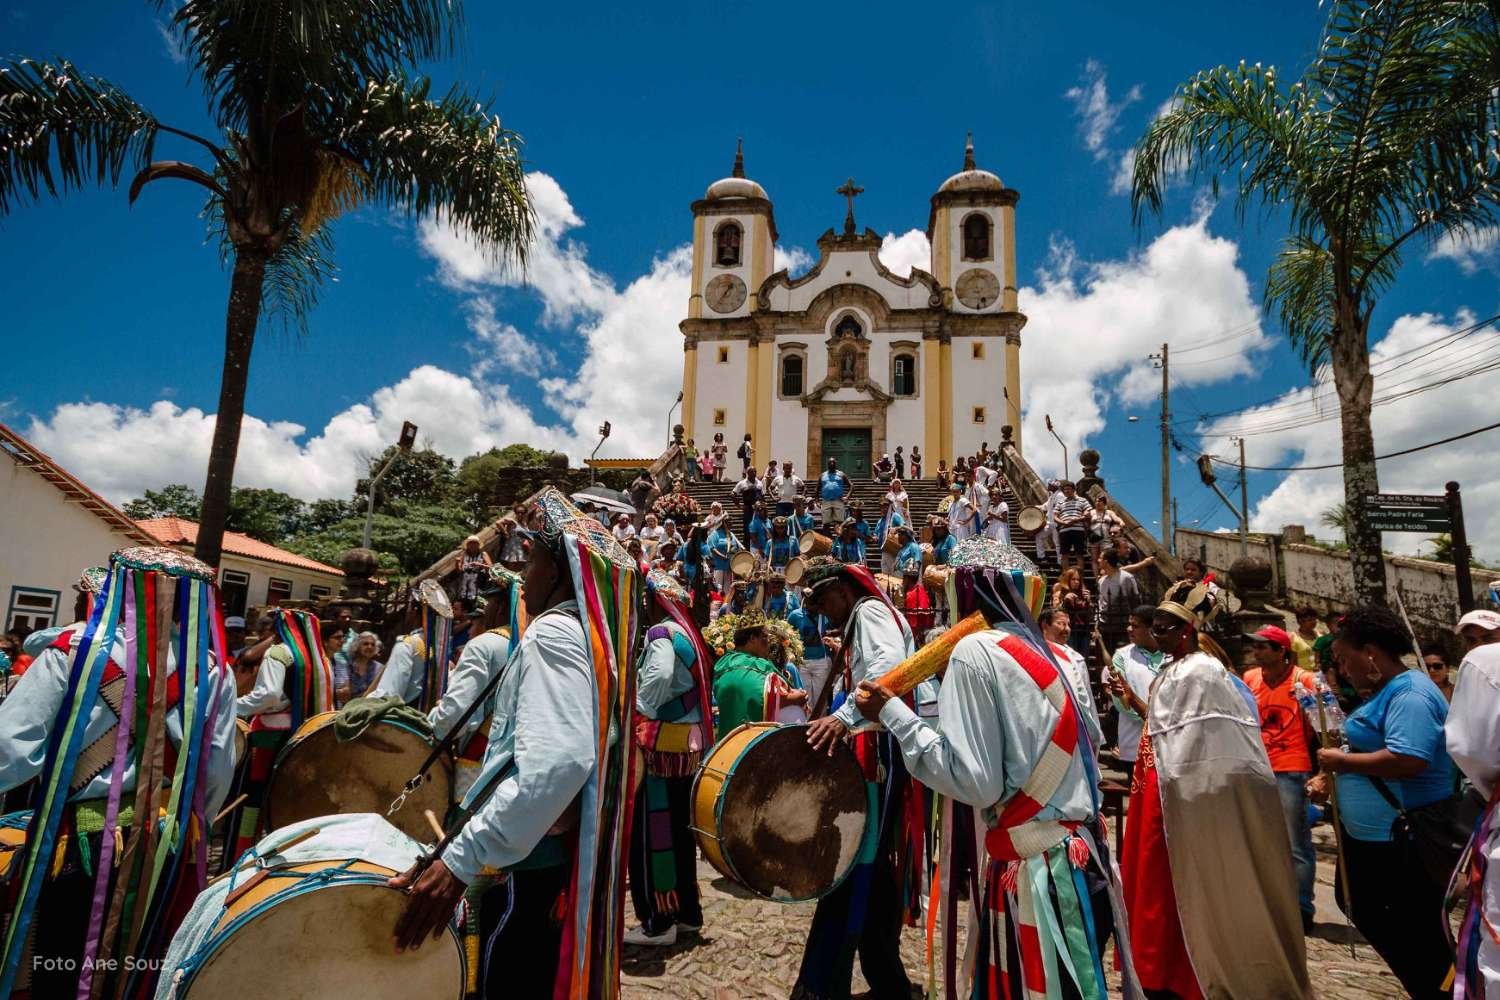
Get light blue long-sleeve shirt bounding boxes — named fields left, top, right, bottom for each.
left=879, top=629, right=1096, bottom=825
left=634, top=621, right=701, bottom=723
left=0, top=629, right=237, bottom=812
left=442, top=602, right=597, bottom=883
left=429, top=629, right=511, bottom=745
left=833, top=598, right=914, bottom=731
left=370, top=631, right=424, bottom=705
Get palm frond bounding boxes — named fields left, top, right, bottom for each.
left=1130, top=61, right=1322, bottom=228
left=259, top=222, right=337, bottom=336
left=0, top=58, right=159, bottom=214
left=300, top=150, right=368, bottom=233
left=159, top=0, right=462, bottom=131
left=1266, top=232, right=1401, bottom=371
left=333, top=74, right=533, bottom=264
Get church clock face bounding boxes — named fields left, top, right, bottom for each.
left=705, top=274, right=747, bottom=313
left=955, top=268, right=1000, bottom=309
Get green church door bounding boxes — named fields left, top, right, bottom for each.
left=822, top=428, right=872, bottom=478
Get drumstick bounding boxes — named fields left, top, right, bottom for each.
left=211, top=793, right=249, bottom=826
left=423, top=809, right=446, bottom=842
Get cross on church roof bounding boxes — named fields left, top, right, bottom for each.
left=836, top=177, right=864, bottom=235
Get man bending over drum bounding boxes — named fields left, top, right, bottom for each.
left=798, top=557, right=917, bottom=1000
left=624, top=572, right=715, bottom=947
left=391, top=489, right=641, bottom=1000
left=852, top=546, right=1139, bottom=1000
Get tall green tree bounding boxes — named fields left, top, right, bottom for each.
left=1130, top=0, right=1499, bottom=605
left=122, top=483, right=203, bottom=520
left=0, top=1, right=534, bottom=569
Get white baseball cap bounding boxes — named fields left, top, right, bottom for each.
left=1455, top=609, right=1500, bottom=633
left=224, top=615, right=247, bottom=629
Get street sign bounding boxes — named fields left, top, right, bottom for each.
left=1366, top=508, right=1452, bottom=532
left=1368, top=492, right=1448, bottom=509
left=1365, top=492, right=1452, bottom=533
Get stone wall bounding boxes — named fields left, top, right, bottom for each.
left=1175, top=526, right=1500, bottom=642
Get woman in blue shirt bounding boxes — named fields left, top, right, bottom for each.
left=1309, top=606, right=1454, bottom=999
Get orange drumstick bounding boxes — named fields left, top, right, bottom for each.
left=874, top=611, right=989, bottom=698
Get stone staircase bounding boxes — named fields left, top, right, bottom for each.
left=678, top=475, right=1095, bottom=597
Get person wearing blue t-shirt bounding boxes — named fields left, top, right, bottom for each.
left=788, top=497, right=816, bottom=540
left=832, top=520, right=866, bottom=565
left=817, top=458, right=852, bottom=529
left=767, top=518, right=796, bottom=570
left=707, top=523, right=734, bottom=594
left=1309, top=606, right=1455, bottom=998
left=894, top=529, right=923, bottom=578
left=747, top=502, right=771, bottom=557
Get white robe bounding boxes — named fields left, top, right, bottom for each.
left=1447, top=642, right=1500, bottom=998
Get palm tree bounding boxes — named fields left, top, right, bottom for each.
left=0, top=1, right=533, bottom=568
left=1131, top=0, right=1499, bottom=605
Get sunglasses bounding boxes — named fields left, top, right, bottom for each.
left=1150, top=622, right=1185, bottom=636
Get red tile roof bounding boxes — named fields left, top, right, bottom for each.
left=136, top=517, right=342, bottom=577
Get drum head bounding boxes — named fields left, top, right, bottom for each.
left=184, top=880, right=464, bottom=999
left=265, top=721, right=452, bottom=843
left=784, top=557, right=805, bottom=585
left=717, top=725, right=868, bottom=902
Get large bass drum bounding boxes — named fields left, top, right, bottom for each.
left=264, top=712, right=452, bottom=843
left=160, top=814, right=465, bottom=999
left=691, top=723, right=868, bottom=903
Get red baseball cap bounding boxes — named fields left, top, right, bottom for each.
left=1249, top=625, right=1293, bottom=651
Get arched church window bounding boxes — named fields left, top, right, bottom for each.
left=892, top=353, right=916, bottom=396
left=834, top=315, right=863, bottom=340
left=714, top=221, right=742, bottom=267
left=962, top=213, right=992, bottom=261
left=781, top=354, right=804, bottom=397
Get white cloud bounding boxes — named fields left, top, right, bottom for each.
left=1200, top=311, right=1500, bottom=560
left=461, top=298, right=554, bottom=377
left=155, top=11, right=188, bottom=65
left=1111, top=99, right=1185, bottom=197
left=1065, top=59, right=1142, bottom=161
left=775, top=245, right=814, bottom=276
left=1425, top=227, right=1500, bottom=275
left=879, top=229, right=931, bottom=277
left=1017, top=215, right=1270, bottom=474
left=419, top=172, right=614, bottom=326
left=27, top=170, right=694, bottom=504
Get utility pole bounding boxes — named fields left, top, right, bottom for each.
left=1237, top=436, right=1249, bottom=556
left=1171, top=497, right=1179, bottom=555
left=1151, top=343, right=1170, bottom=547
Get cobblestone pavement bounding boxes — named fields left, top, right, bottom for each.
left=621, top=826, right=1403, bottom=999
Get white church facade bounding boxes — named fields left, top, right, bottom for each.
left=678, top=138, right=1027, bottom=478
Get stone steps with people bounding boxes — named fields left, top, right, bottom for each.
left=677, top=473, right=1093, bottom=597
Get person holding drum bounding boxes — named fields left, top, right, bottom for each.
left=852, top=549, right=1138, bottom=1000
left=980, top=484, right=1010, bottom=544
left=832, top=518, right=866, bottom=565
left=0, top=548, right=239, bottom=999
left=800, top=557, right=918, bottom=1000
left=625, top=572, right=714, bottom=947
left=391, top=489, right=641, bottom=1000
left=789, top=495, right=816, bottom=539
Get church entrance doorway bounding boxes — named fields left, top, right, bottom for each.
left=821, top=428, right=871, bottom=478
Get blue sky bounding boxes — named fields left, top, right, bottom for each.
left=5, top=1, right=1499, bottom=556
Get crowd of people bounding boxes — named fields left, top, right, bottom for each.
left=3, top=465, right=1499, bottom=1000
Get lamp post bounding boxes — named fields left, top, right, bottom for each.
left=589, top=421, right=612, bottom=485
left=1044, top=414, right=1069, bottom=480
left=667, top=390, right=684, bottom=447
left=362, top=421, right=418, bottom=548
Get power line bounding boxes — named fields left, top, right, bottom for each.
left=1208, top=418, right=1500, bottom=471
left=1174, top=312, right=1500, bottom=426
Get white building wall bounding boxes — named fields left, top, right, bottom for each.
left=701, top=213, right=756, bottom=319
left=221, top=556, right=341, bottom=608
left=947, top=206, right=1006, bottom=316
left=950, top=337, right=1008, bottom=458
left=691, top=342, right=748, bottom=449
left=765, top=250, right=932, bottom=313
left=0, top=462, right=138, bottom=631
